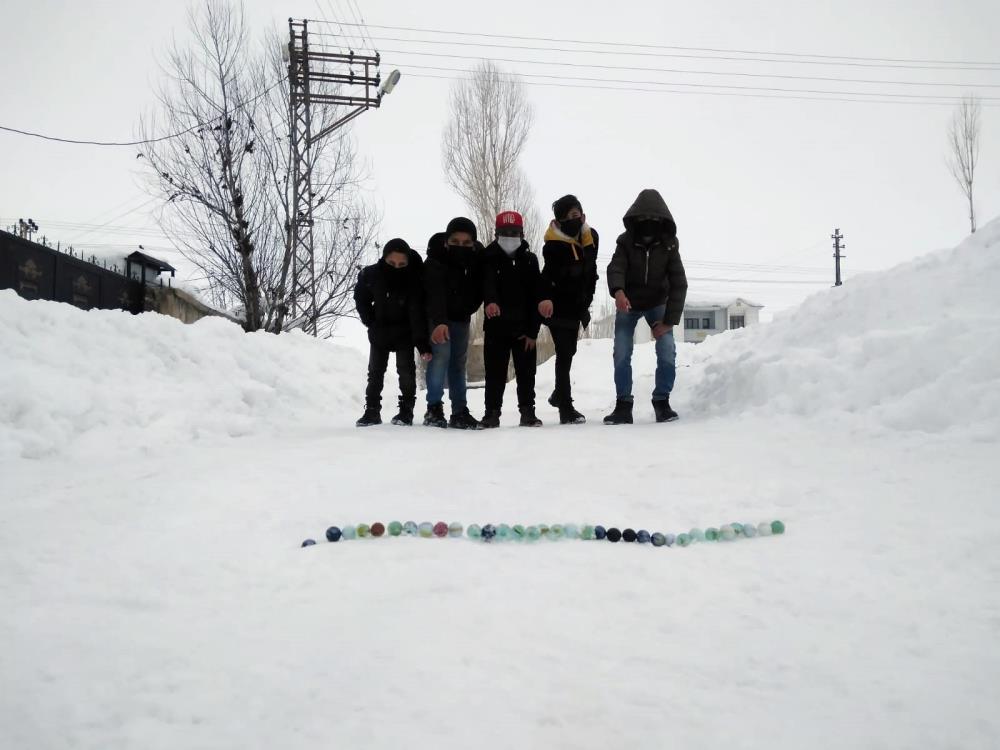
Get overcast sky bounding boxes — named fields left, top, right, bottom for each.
left=2, top=0, right=999, bottom=317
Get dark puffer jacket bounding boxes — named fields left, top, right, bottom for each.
left=482, top=239, right=543, bottom=339
left=539, top=224, right=600, bottom=328
left=423, top=232, right=485, bottom=328
left=606, top=189, right=688, bottom=325
left=354, top=254, right=430, bottom=353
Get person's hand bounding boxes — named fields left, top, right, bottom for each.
left=519, top=336, right=536, bottom=352
left=615, top=290, right=631, bottom=312
left=431, top=324, right=450, bottom=345
left=420, top=352, right=433, bottom=362
left=538, top=300, right=554, bottom=318
left=485, top=303, right=501, bottom=318
left=651, top=322, right=673, bottom=339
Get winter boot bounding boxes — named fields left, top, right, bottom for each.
left=480, top=409, right=502, bottom=429
left=548, top=390, right=561, bottom=408
left=519, top=407, right=543, bottom=427
left=355, top=407, right=382, bottom=427
left=653, top=397, right=679, bottom=423
left=449, top=408, right=481, bottom=431
left=603, top=399, right=634, bottom=425
left=391, top=399, right=415, bottom=426
left=423, top=403, right=448, bottom=429
left=559, top=403, right=586, bottom=425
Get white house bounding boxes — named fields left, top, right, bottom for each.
left=682, top=297, right=763, bottom=343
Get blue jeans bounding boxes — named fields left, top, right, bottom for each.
left=426, top=321, right=471, bottom=410
left=613, top=304, right=676, bottom=401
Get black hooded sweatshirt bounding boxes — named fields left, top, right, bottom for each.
left=482, top=239, right=543, bottom=339
left=354, top=251, right=430, bottom=354
left=423, top=232, right=484, bottom=328
left=606, top=188, right=688, bottom=325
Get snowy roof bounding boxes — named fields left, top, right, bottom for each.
left=684, top=296, right=764, bottom=310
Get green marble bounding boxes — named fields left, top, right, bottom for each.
left=771, top=520, right=786, bottom=535
left=357, top=523, right=371, bottom=538
left=526, top=525, right=541, bottom=541
left=388, top=521, right=403, bottom=537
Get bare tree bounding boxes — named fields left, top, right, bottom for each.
left=947, top=95, right=981, bottom=234
left=139, top=0, right=377, bottom=334
left=442, top=60, right=542, bottom=245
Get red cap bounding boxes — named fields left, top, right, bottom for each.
left=495, top=211, right=524, bottom=229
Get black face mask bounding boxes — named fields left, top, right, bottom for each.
left=560, top=217, right=582, bottom=238
left=635, top=219, right=661, bottom=243
left=447, top=243, right=472, bottom=265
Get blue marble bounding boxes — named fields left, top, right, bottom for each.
left=325, top=526, right=342, bottom=542
left=594, top=525, right=607, bottom=540
left=301, top=539, right=316, bottom=547
left=341, top=525, right=357, bottom=540
left=402, top=521, right=418, bottom=536
left=636, top=529, right=651, bottom=544
left=481, top=524, right=497, bottom=541
left=650, top=532, right=666, bottom=547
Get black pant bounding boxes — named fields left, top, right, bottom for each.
left=484, top=329, right=536, bottom=412
left=366, top=339, right=416, bottom=410
left=548, top=323, right=580, bottom=407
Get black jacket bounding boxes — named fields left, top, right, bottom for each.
left=539, top=224, right=600, bottom=327
left=423, top=232, right=485, bottom=327
left=354, top=255, right=430, bottom=354
left=606, top=189, right=688, bottom=325
left=482, top=239, right=543, bottom=339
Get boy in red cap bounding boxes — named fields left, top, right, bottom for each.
left=480, top=210, right=543, bottom=428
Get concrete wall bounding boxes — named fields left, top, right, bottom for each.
left=144, top=285, right=239, bottom=326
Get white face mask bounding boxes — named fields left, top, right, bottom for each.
left=497, top=236, right=521, bottom=256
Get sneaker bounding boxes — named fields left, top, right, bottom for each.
left=519, top=408, right=543, bottom=427
left=603, top=399, right=634, bottom=425
left=479, top=409, right=501, bottom=429
left=423, top=403, right=448, bottom=429
left=652, top=398, right=679, bottom=423
left=559, top=405, right=586, bottom=425
left=355, top=407, right=381, bottom=427
left=449, top=408, right=481, bottom=431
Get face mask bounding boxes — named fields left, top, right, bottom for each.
left=559, top=217, right=582, bottom=237
left=497, top=236, right=521, bottom=256
left=635, top=219, right=661, bottom=243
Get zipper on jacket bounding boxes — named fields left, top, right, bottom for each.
left=644, top=247, right=649, bottom=285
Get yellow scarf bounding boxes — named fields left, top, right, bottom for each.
left=544, top=221, right=594, bottom=260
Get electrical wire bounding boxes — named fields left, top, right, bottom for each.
left=322, top=35, right=1000, bottom=88
left=370, top=50, right=1000, bottom=100
left=403, top=71, right=997, bottom=107
left=0, top=75, right=287, bottom=148
left=304, top=20, right=1000, bottom=71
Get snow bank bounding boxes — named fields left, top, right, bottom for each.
left=0, top=292, right=365, bottom=460
left=689, top=219, right=1000, bottom=440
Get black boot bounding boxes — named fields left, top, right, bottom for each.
left=653, top=397, right=679, bottom=423
left=423, top=403, right=448, bottom=428
left=559, top=403, right=586, bottom=425
left=355, top=406, right=381, bottom=427
left=603, top=399, right=633, bottom=425
left=480, top=409, right=501, bottom=429
left=449, top=408, right=481, bottom=430
left=519, top=407, right=543, bottom=427
left=391, top=399, right=414, bottom=426
left=548, top=390, right=560, bottom=408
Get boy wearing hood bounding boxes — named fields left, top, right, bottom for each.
left=537, top=194, right=600, bottom=425
left=604, top=188, right=688, bottom=425
left=354, top=238, right=432, bottom=427
left=422, top=217, right=484, bottom=430
left=480, top=210, right=544, bottom=429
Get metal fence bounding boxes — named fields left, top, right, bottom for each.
left=0, top=230, right=143, bottom=313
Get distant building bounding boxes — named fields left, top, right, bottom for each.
left=682, top=297, right=763, bottom=343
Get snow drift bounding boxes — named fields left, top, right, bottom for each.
left=0, top=295, right=365, bottom=460
left=689, top=218, right=1000, bottom=440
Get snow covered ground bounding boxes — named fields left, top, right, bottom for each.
left=2, top=221, right=1000, bottom=749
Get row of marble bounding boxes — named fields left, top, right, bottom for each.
left=301, top=520, right=786, bottom=547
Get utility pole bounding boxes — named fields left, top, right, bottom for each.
left=286, top=18, right=397, bottom=336
left=831, top=228, right=846, bottom=287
